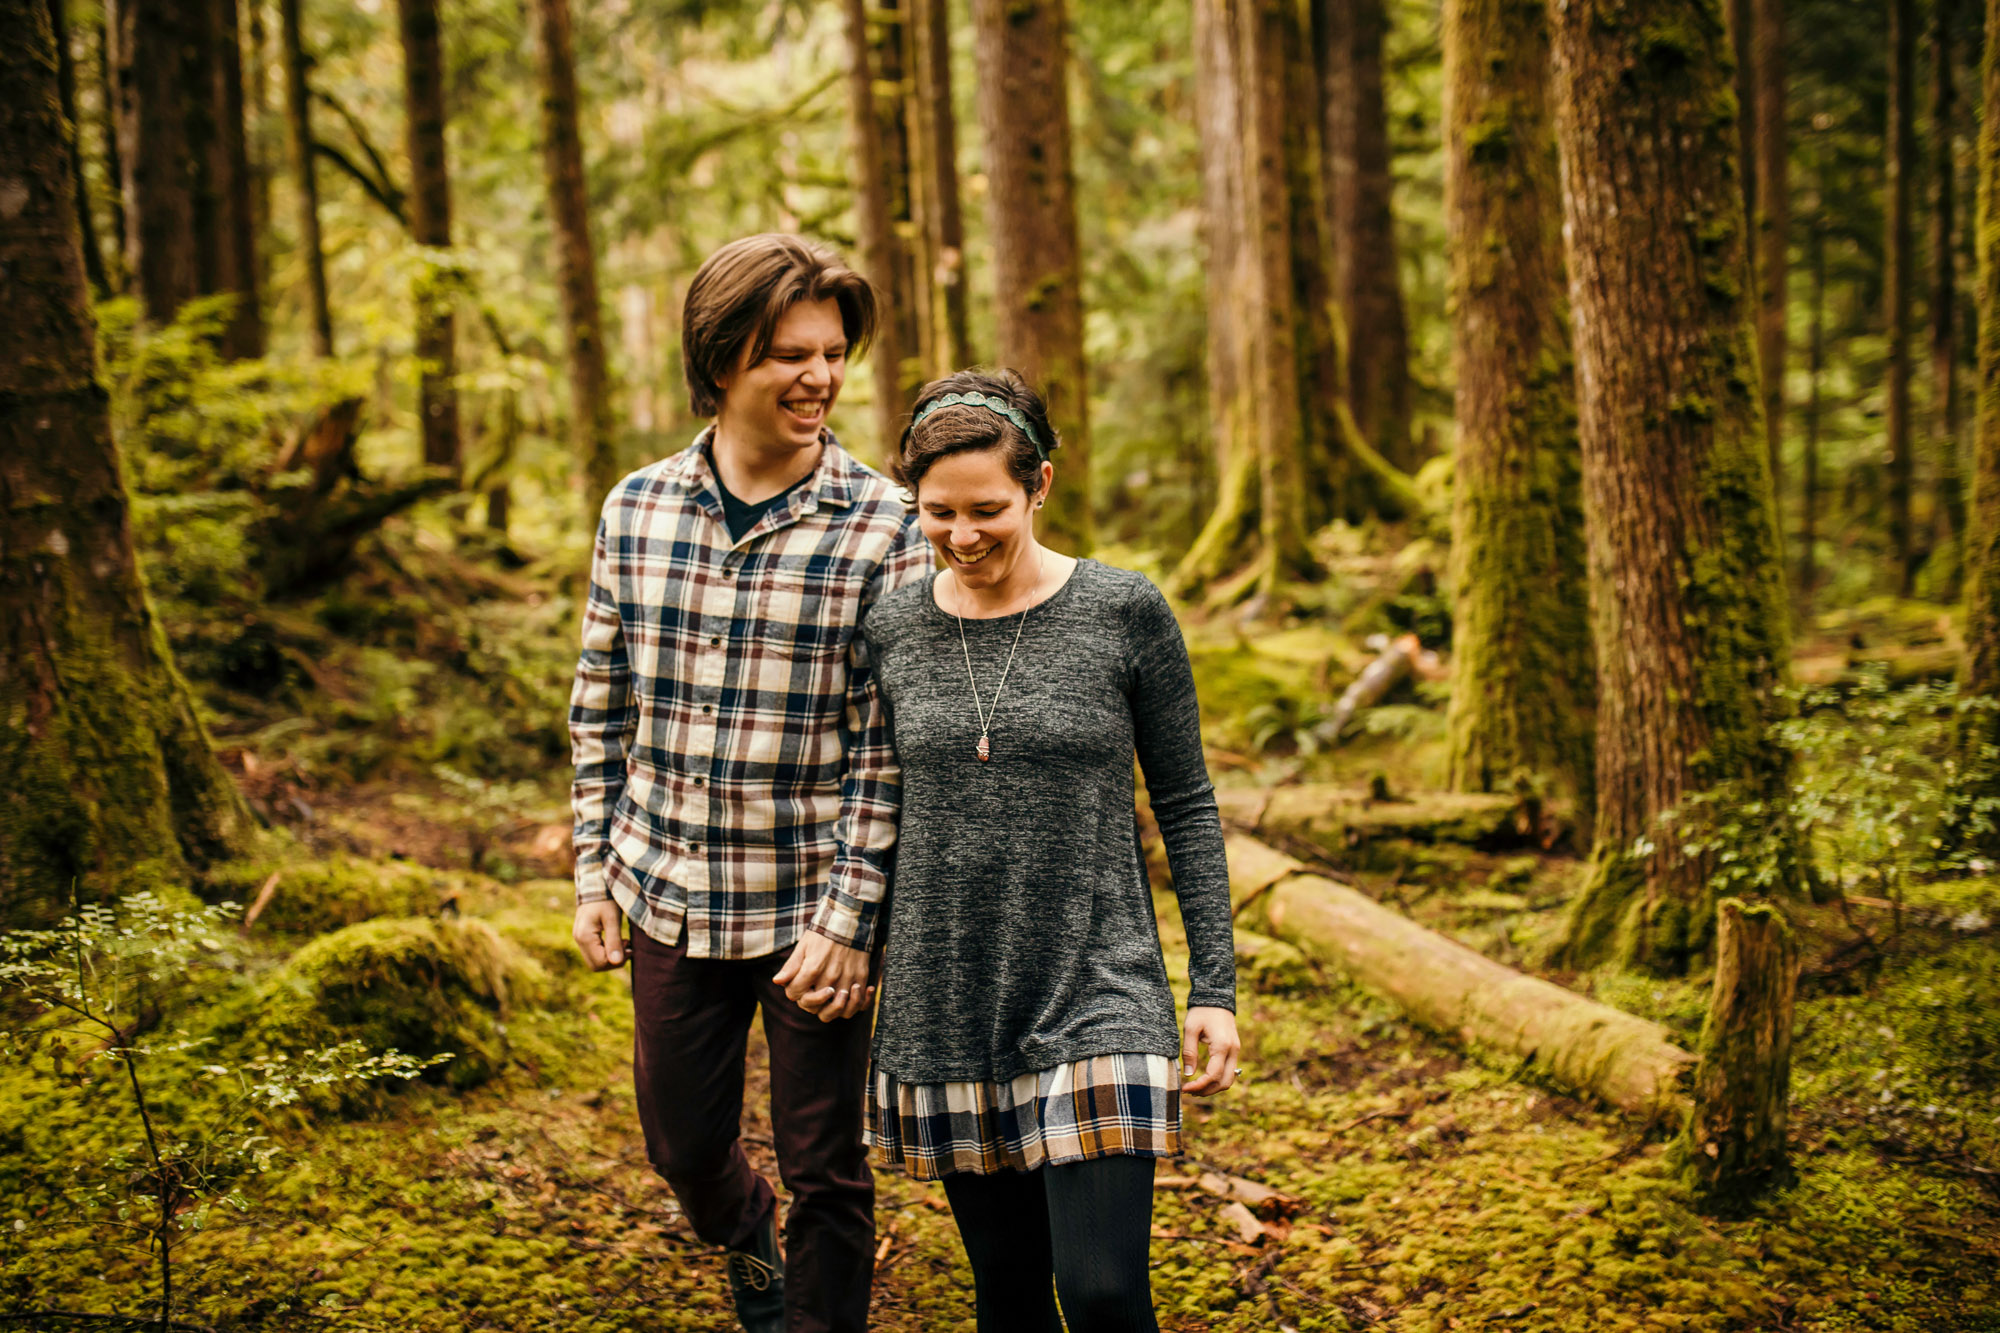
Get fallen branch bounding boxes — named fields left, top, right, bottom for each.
left=1227, top=834, right=1695, bottom=1119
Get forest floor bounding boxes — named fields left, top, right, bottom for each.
left=5, top=527, right=1999, bottom=1331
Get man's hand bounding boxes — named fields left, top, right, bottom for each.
left=1182, top=1006, right=1242, bottom=1096
left=773, top=932, right=874, bottom=1022
left=572, top=900, right=628, bottom=971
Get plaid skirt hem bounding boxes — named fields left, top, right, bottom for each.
left=865, top=1052, right=1181, bottom=1180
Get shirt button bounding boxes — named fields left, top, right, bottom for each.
left=688, top=843, right=701, bottom=855
left=709, top=635, right=722, bottom=647
left=693, top=777, right=705, bottom=787
left=701, top=704, right=713, bottom=715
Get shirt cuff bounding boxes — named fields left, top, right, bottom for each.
left=806, top=894, right=877, bottom=952
left=574, top=855, right=612, bottom=906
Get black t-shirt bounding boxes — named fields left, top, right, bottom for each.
left=712, top=455, right=810, bottom=543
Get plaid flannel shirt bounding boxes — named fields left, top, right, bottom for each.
left=569, top=429, right=930, bottom=958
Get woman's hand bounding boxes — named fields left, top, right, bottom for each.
left=773, top=932, right=875, bottom=1022
left=1181, top=1006, right=1241, bottom=1095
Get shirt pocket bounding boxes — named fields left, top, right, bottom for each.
left=754, top=561, right=861, bottom=659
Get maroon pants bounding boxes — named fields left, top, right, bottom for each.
left=630, top=927, right=874, bottom=1333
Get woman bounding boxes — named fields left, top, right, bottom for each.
left=815, top=369, right=1240, bottom=1331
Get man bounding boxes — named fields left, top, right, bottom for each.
left=569, top=234, right=929, bottom=1333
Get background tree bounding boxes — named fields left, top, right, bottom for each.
left=972, top=0, right=1093, bottom=551
left=843, top=0, right=920, bottom=459
left=48, top=0, right=111, bottom=296
left=1931, top=0, right=1966, bottom=572
left=1753, top=0, right=1787, bottom=506
left=210, top=0, right=263, bottom=358
left=397, top=0, right=460, bottom=477
left=1, top=0, right=249, bottom=922
left=1959, top=0, right=2000, bottom=852
left=911, top=0, right=970, bottom=374
left=114, top=0, right=206, bottom=324
left=1548, top=0, right=1808, bottom=973
left=279, top=0, right=332, bottom=355
left=1315, top=0, right=1416, bottom=470
left=531, top=0, right=617, bottom=512
left=1886, top=0, right=1916, bottom=593
left=1440, top=0, right=1594, bottom=817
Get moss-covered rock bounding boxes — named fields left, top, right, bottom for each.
left=245, top=916, right=546, bottom=1090
left=201, top=855, right=454, bottom=934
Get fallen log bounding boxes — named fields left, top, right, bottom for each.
left=1216, top=782, right=1557, bottom=855
left=1227, top=834, right=1694, bottom=1119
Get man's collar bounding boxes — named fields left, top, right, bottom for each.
left=672, top=425, right=856, bottom=511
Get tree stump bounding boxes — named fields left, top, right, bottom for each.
left=1680, top=899, right=1799, bottom=1214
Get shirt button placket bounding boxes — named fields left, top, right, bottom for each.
left=686, top=557, right=732, bottom=952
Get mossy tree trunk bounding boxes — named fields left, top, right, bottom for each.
left=278, top=0, right=331, bottom=356
left=843, top=0, right=920, bottom=461
left=1956, top=0, right=2000, bottom=855
left=1547, top=0, right=1807, bottom=974
left=208, top=0, right=261, bottom=359
left=1887, top=0, right=1917, bottom=593
left=1677, top=900, right=1798, bottom=1214
left=1, top=0, right=250, bottom=925
left=971, top=0, right=1093, bottom=552
left=47, top=0, right=111, bottom=297
left=912, top=0, right=970, bottom=374
left=1315, top=0, right=1415, bottom=471
left=397, top=0, right=460, bottom=479
left=1440, top=0, right=1594, bottom=821
left=1172, top=0, right=1317, bottom=606
left=531, top=0, right=618, bottom=515
left=114, top=0, right=204, bottom=322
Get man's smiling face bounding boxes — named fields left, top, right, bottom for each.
left=714, top=298, right=849, bottom=455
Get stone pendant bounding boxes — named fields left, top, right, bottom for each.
left=977, top=734, right=991, bottom=762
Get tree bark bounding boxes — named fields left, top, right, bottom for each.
left=843, top=0, right=920, bottom=463
left=1547, top=0, right=1806, bottom=974
left=397, top=0, right=459, bottom=477
left=531, top=0, right=618, bottom=514
left=1801, top=204, right=1826, bottom=599
left=1677, top=899, right=1798, bottom=1214
left=1227, top=835, right=1695, bottom=1118
left=1315, top=0, right=1415, bottom=469
left=1, top=0, right=249, bottom=923
left=95, top=10, right=126, bottom=288
left=971, top=0, right=1092, bottom=551
left=48, top=0, right=110, bottom=297
left=912, top=0, right=969, bottom=374
left=209, top=0, right=263, bottom=358
left=1726, top=0, right=1755, bottom=226
left=245, top=0, right=271, bottom=316
left=1441, top=0, right=1594, bottom=818
left=1958, top=0, right=2000, bottom=851
left=1752, top=0, right=1786, bottom=511
left=1932, top=0, right=1967, bottom=575
left=115, top=0, right=203, bottom=321
left=278, top=0, right=330, bottom=355
left=1887, top=0, right=1917, bottom=593
left=1172, top=0, right=1316, bottom=604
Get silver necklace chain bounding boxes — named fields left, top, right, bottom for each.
left=953, top=545, right=1045, bottom=762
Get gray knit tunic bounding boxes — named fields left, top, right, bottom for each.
left=862, top=558, right=1236, bottom=1085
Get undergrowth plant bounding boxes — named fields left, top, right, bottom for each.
left=0, top=893, right=446, bottom=1332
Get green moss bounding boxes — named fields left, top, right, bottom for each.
left=200, top=855, right=455, bottom=934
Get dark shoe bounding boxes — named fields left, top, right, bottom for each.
left=724, top=1211, right=785, bottom=1333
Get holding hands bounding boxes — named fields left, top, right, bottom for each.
left=774, top=931, right=875, bottom=1022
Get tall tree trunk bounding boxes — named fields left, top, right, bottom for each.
left=210, top=0, right=263, bottom=358
left=531, top=0, right=618, bottom=513
left=278, top=0, right=331, bottom=355
left=1316, top=0, right=1415, bottom=470
left=1441, top=0, right=1594, bottom=819
left=971, top=0, right=1093, bottom=551
left=912, top=0, right=969, bottom=373
left=1887, top=0, right=1917, bottom=593
left=1958, top=0, right=2000, bottom=852
left=96, top=10, right=126, bottom=288
left=245, top=0, right=272, bottom=317
left=397, top=0, right=459, bottom=477
left=1727, top=0, right=1755, bottom=224
left=1548, top=0, right=1806, bottom=974
left=1752, top=0, right=1786, bottom=515
left=1288, top=0, right=1352, bottom=529
left=842, top=0, right=920, bottom=461
left=0, top=0, right=250, bottom=924
left=1172, top=0, right=1315, bottom=604
left=48, top=0, right=111, bottom=296
left=1932, top=0, right=1966, bottom=577
left=1801, top=205, right=1827, bottom=600
left=115, top=0, right=203, bottom=321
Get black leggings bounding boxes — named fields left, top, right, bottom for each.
left=940, top=1154, right=1159, bottom=1333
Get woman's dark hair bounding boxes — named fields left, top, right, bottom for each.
left=681, top=234, right=877, bottom=416
left=893, top=369, right=1060, bottom=498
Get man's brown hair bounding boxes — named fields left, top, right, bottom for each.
left=681, top=234, right=877, bottom=417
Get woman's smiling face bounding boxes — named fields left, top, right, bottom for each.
left=915, top=448, right=1047, bottom=592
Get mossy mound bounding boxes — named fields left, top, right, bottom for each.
left=201, top=855, right=455, bottom=934
left=246, top=916, right=546, bottom=1090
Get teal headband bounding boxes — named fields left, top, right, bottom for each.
left=909, top=391, right=1049, bottom=462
